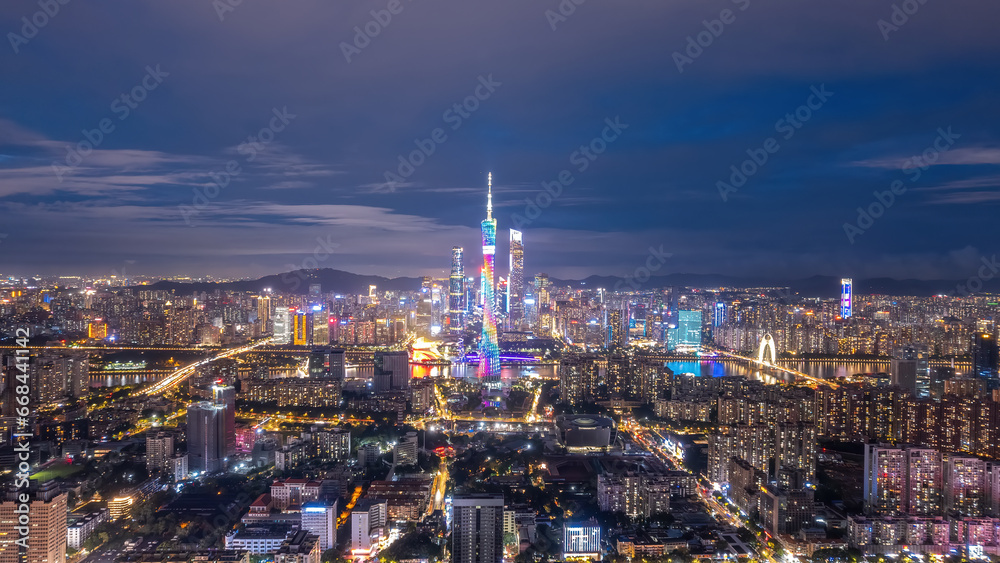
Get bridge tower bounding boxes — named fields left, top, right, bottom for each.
left=757, top=333, right=777, bottom=365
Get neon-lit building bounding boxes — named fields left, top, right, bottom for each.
left=478, top=173, right=501, bottom=388
left=563, top=519, right=601, bottom=560
left=841, top=278, right=853, bottom=318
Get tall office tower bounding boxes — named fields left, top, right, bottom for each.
left=449, top=247, right=465, bottom=334
left=452, top=494, right=504, bottom=563
left=496, top=277, right=508, bottom=322
left=257, top=295, right=272, bottom=330
left=0, top=480, right=67, bottom=563
left=713, top=302, right=726, bottom=327
left=187, top=401, right=226, bottom=473
left=293, top=311, right=311, bottom=346
left=607, top=310, right=624, bottom=348
left=212, top=384, right=236, bottom=457
left=840, top=278, right=853, bottom=318
left=274, top=306, right=291, bottom=344
left=478, top=173, right=501, bottom=387
left=312, top=308, right=329, bottom=345
left=667, top=310, right=703, bottom=352
left=508, top=230, right=524, bottom=329
left=350, top=499, right=387, bottom=557
left=145, top=432, right=175, bottom=471
left=972, top=333, right=999, bottom=379
left=301, top=502, right=338, bottom=551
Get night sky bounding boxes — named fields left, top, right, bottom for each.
left=2, top=0, right=999, bottom=281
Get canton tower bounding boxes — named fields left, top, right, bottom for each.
left=478, top=172, right=501, bottom=388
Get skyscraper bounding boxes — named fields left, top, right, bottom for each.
left=667, top=310, right=702, bottom=352
left=478, top=173, right=500, bottom=387
left=187, top=401, right=226, bottom=473
left=508, top=230, right=524, bottom=329
left=972, top=332, right=999, bottom=379
left=212, top=384, right=236, bottom=457
left=274, top=306, right=290, bottom=344
left=449, top=247, right=465, bottom=334
left=452, top=494, right=504, bottom=563
left=606, top=310, right=624, bottom=348
left=840, top=278, right=853, bottom=318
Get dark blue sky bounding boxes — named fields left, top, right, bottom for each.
left=2, top=0, right=999, bottom=280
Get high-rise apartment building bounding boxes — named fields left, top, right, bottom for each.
left=864, top=445, right=943, bottom=516
left=0, top=481, right=67, bottom=563
left=452, top=494, right=504, bottom=563
left=145, top=432, right=175, bottom=471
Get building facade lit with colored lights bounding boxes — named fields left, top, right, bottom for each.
left=478, top=173, right=501, bottom=388
left=841, top=278, right=853, bottom=318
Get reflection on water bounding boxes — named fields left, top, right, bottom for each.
left=92, top=359, right=883, bottom=389
left=666, top=360, right=891, bottom=383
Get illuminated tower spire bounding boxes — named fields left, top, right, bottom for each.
left=487, top=172, right=493, bottom=220
left=479, top=172, right=501, bottom=390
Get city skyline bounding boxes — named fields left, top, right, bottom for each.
left=2, top=1, right=1000, bottom=280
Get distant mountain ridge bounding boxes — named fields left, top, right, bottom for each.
left=142, top=268, right=992, bottom=297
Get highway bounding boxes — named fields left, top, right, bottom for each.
left=139, top=337, right=273, bottom=396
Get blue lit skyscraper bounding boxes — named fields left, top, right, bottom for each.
left=714, top=302, right=726, bottom=327
left=841, top=278, right=853, bottom=318
left=667, top=310, right=702, bottom=352
left=478, top=173, right=501, bottom=388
